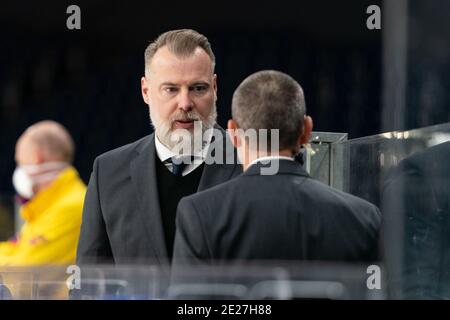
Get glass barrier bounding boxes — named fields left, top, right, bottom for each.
left=333, top=122, right=450, bottom=206
left=0, top=262, right=384, bottom=300
left=332, top=122, right=450, bottom=299
left=306, top=131, right=348, bottom=190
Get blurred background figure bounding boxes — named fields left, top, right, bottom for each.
left=0, top=120, right=86, bottom=266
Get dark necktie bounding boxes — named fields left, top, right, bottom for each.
left=167, top=156, right=195, bottom=177
left=166, top=158, right=184, bottom=177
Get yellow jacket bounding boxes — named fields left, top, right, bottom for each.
left=0, top=167, right=86, bottom=266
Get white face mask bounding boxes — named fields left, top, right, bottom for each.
left=12, top=162, right=69, bottom=199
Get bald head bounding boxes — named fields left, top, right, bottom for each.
left=15, top=121, right=75, bottom=165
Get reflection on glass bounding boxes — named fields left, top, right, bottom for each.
left=331, top=122, right=450, bottom=299
left=382, top=140, right=450, bottom=299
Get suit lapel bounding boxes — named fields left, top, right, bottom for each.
left=197, top=127, right=241, bottom=191
left=129, top=128, right=240, bottom=260
left=198, top=162, right=238, bottom=191
left=130, top=133, right=168, bottom=261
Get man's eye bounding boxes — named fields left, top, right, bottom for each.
left=191, top=85, right=208, bottom=92
left=164, top=87, right=178, bottom=93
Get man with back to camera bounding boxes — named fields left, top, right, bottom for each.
left=76, top=29, right=241, bottom=267
left=172, top=70, right=381, bottom=272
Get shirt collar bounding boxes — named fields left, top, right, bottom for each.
left=154, top=129, right=213, bottom=162
left=248, top=155, right=294, bottom=168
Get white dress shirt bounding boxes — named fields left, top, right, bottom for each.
left=248, top=155, right=294, bottom=169
left=154, top=130, right=213, bottom=176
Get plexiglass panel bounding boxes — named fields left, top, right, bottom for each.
left=305, top=131, right=348, bottom=189
left=0, top=262, right=382, bottom=300
left=332, top=122, right=450, bottom=299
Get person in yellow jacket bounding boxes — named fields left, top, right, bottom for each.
left=0, top=168, right=86, bottom=266
left=0, top=121, right=86, bottom=299
left=0, top=120, right=86, bottom=266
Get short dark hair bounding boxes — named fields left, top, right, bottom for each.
left=232, top=70, right=306, bottom=152
left=144, top=29, right=215, bottom=76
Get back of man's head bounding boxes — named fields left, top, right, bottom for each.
left=144, top=29, right=215, bottom=76
left=18, top=120, right=75, bottom=164
left=231, top=70, right=306, bottom=153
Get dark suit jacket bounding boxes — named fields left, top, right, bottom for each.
left=382, top=141, right=450, bottom=299
left=76, top=127, right=241, bottom=266
left=172, top=159, right=381, bottom=269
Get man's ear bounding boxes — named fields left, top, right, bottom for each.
left=34, top=148, right=46, bottom=164
left=299, top=115, right=313, bottom=145
left=141, top=76, right=150, bottom=104
left=227, top=119, right=241, bottom=148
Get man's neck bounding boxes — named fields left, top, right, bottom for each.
left=242, top=149, right=293, bottom=171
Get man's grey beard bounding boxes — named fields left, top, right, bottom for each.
left=149, top=104, right=217, bottom=156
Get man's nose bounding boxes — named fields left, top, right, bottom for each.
left=178, top=89, right=193, bottom=112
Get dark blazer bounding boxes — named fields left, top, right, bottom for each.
left=172, top=159, right=381, bottom=268
left=76, top=127, right=241, bottom=265
left=382, top=141, right=450, bottom=299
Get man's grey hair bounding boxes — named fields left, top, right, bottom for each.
left=231, top=70, right=306, bottom=152
left=144, top=29, right=215, bottom=76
